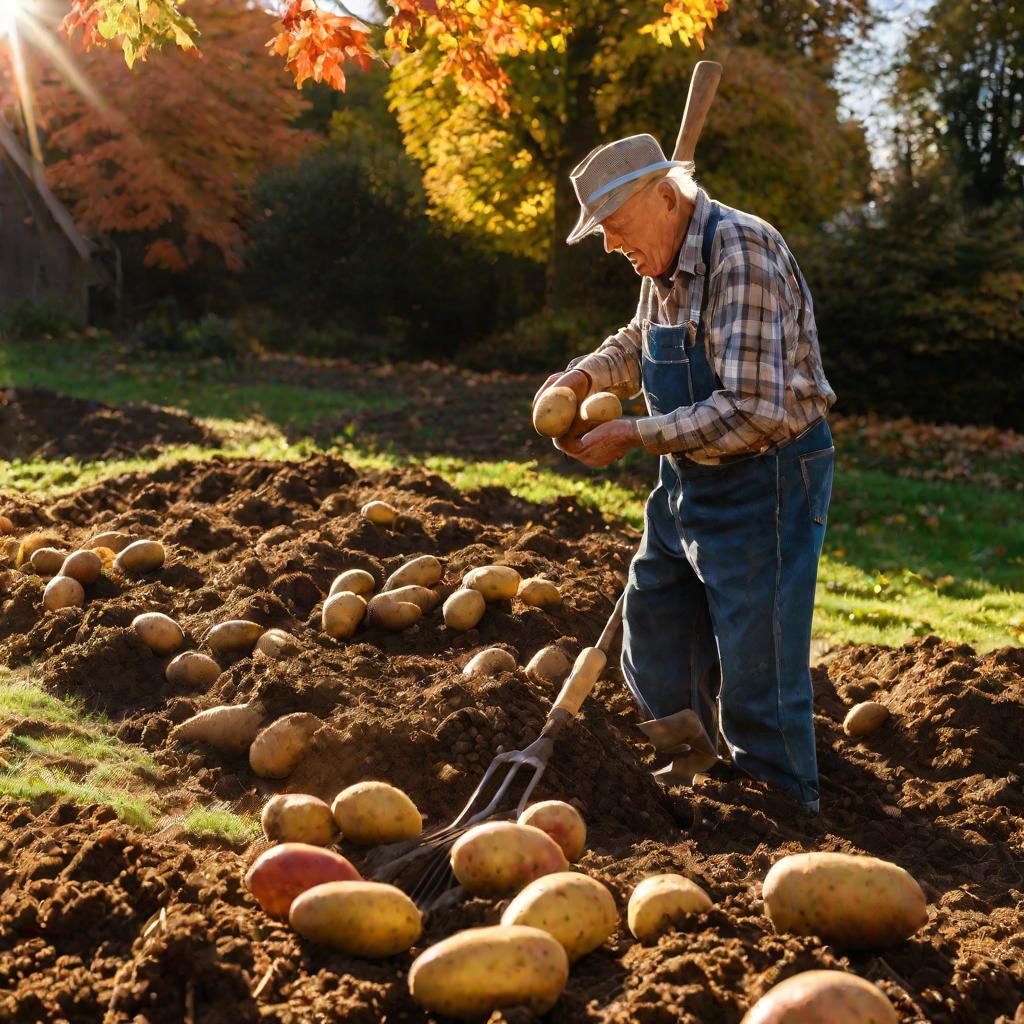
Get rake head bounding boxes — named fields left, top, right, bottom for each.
left=366, top=717, right=566, bottom=909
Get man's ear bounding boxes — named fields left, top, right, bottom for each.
left=657, top=179, right=678, bottom=214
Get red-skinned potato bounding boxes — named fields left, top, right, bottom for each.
left=741, top=970, right=898, bottom=1023
left=518, top=801, right=586, bottom=862
left=245, top=842, right=361, bottom=918
left=451, top=821, right=569, bottom=897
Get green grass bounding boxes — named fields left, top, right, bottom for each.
left=3, top=336, right=1022, bottom=651
left=0, top=336, right=401, bottom=433
left=0, top=670, right=161, bottom=827
left=180, top=803, right=260, bottom=845
left=0, top=767, right=157, bottom=830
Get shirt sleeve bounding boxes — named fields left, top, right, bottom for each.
left=635, top=247, right=792, bottom=457
left=565, top=317, right=644, bottom=401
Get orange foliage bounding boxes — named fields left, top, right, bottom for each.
left=28, top=0, right=310, bottom=270
left=268, top=0, right=375, bottom=91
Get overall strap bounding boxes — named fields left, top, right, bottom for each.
left=689, top=200, right=722, bottom=344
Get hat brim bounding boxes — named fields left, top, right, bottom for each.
left=564, top=166, right=678, bottom=246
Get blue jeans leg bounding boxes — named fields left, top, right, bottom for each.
left=621, top=480, right=719, bottom=737
left=675, top=433, right=831, bottom=813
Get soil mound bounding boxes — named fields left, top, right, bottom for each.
left=0, top=386, right=220, bottom=462
left=1, top=453, right=1022, bottom=1022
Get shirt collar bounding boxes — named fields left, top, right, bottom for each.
left=671, top=187, right=709, bottom=281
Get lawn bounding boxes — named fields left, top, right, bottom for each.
left=2, top=333, right=1022, bottom=651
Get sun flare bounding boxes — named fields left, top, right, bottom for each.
left=0, top=0, right=17, bottom=37
left=0, top=0, right=20, bottom=39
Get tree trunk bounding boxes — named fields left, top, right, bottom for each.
left=546, top=26, right=601, bottom=312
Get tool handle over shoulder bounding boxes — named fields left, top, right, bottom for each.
left=672, top=60, right=723, bottom=163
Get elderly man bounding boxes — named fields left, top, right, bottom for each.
left=536, top=134, right=835, bottom=815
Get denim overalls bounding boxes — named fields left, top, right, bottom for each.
left=621, top=202, right=834, bottom=813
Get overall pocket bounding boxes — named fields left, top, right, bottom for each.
left=799, top=446, right=835, bottom=525
left=641, top=322, right=694, bottom=417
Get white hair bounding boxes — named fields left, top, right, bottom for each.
left=664, top=164, right=699, bottom=201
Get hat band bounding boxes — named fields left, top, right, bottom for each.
left=585, top=160, right=685, bottom=206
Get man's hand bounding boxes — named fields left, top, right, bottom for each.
left=532, top=368, right=590, bottom=410
left=556, top=418, right=644, bottom=468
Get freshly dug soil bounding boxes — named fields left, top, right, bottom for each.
left=0, top=386, right=221, bottom=462
left=0, top=453, right=1022, bottom=1023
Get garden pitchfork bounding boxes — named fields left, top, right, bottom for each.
left=368, top=595, right=624, bottom=910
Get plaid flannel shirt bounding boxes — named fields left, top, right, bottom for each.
left=569, top=189, right=836, bottom=465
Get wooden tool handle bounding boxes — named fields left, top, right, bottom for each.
left=552, top=647, right=608, bottom=717
left=550, top=595, right=625, bottom=718
left=671, top=60, right=723, bottom=163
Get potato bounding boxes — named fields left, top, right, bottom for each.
left=463, top=565, right=521, bottom=602
left=741, top=970, right=898, bottom=1024
left=762, top=852, right=928, bottom=950
left=31, top=547, right=67, bottom=576
left=580, top=391, right=623, bottom=426
left=451, top=822, right=569, bottom=897
left=518, top=801, right=586, bottom=862
left=330, top=569, right=375, bottom=598
left=166, top=651, right=221, bottom=688
left=627, top=874, right=712, bottom=942
left=361, top=500, right=398, bottom=526
left=18, top=533, right=62, bottom=563
left=331, top=780, right=422, bottom=845
left=443, top=588, right=486, bottom=631
left=382, top=554, right=442, bottom=592
left=409, top=925, right=569, bottom=1019
left=533, top=386, right=578, bottom=438
left=463, top=647, right=517, bottom=678
left=365, top=593, right=422, bottom=632
left=261, top=793, right=338, bottom=846
left=386, top=584, right=440, bottom=612
left=132, top=612, right=185, bottom=655
left=256, top=627, right=301, bottom=659
left=526, top=646, right=573, bottom=687
left=114, top=539, right=165, bottom=574
left=501, top=872, right=617, bottom=962
left=290, top=880, right=422, bottom=957
left=171, top=702, right=266, bottom=755
left=249, top=712, right=322, bottom=779
left=322, top=591, right=367, bottom=639
left=517, top=577, right=562, bottom=610
left=206, top=619, right=264, bottom=657
left=245, top=842, right=361, bottom=918
left=843, top=701, right=890, bottom=738
left=0, top=515, right=13, bottom=535
left=86, top=530, right=132, bottom=553
left=59, top=549, right=102, bottom=586
left=43, top=575, right=84, bottom=612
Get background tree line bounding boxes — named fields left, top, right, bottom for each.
left=4, top=0, right=1021, bottom=428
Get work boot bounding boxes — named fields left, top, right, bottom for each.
left=638, top=708, right=719, bottom=785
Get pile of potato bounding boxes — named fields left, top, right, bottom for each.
left=322, top=549, right=564, bottom=649
left=237, top=771, right=928, bottom=1021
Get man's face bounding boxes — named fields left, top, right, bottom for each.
left=598, top=181, right=690, bottom=278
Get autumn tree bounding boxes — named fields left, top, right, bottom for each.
left=0, top=0, right=310, bottom=271
left=389, top=0, right=870, bottom=309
